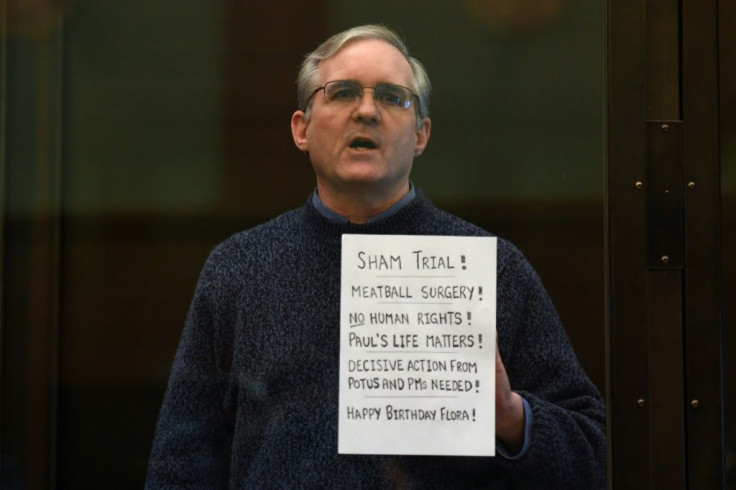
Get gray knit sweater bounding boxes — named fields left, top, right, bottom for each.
left=146, top=193, right=606, bottom=489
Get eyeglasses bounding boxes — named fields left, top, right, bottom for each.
left=306, top=80, right=419, bottom=111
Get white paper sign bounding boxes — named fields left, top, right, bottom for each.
left=338, top=234, right=497, bottom=456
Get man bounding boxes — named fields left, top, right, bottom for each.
left=146, top=25, right=605, bottom=488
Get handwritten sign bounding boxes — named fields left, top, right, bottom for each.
left=338, top=235, right=497, bottom=456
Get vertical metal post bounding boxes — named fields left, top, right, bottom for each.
left=645, top=121, right=686, bottom=490
left=682, top=0, right=725, bottom=487
left=607, top=0, right=650, bottom=487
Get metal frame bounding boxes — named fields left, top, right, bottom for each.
left=682, top=0, right=725, bottom=487
left=607, top=0, right=650, bottom=486
left=607, top=0, right=725, bottom=487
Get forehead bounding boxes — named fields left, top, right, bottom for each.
left=318, top=39, right=413, bottom=86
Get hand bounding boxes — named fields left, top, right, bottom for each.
left=495, top=342, right=525, bottom=454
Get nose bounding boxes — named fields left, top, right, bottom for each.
left=353, top=87, right=380, bottom=123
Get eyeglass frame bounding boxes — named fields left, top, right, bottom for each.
left=303, top=80, right=422, bottom=114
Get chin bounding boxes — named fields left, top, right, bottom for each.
left=336, top=168, right=387, bottom=185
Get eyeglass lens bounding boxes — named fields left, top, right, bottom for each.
left=324, top=81, right=413, bottom=109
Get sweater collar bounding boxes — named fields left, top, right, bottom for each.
left=303, top=187, right=434, bottom=238
left=310, top=182, right=417, bottom=225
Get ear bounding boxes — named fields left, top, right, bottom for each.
left=291, top=110, right=310, bottom=152
left=413, top=117, right=431, bottom=156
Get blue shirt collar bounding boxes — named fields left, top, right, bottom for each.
left=311, top=182, right=416, bottom=224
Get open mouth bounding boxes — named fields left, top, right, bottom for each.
left=349, top=138, right=377, bottom=151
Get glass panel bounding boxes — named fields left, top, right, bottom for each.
left=59, top=2, right=226, bottom=487
left=57, top=1, right=605, bottom=486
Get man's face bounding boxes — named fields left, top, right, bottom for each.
left=291, top=39, right=431, bottom=204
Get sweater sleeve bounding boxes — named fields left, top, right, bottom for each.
left=145, top=253, right=234, bottom=489
left=494, top=243, right=606, bottom=489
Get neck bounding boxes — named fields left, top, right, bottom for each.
left=316, top=182, right=410, bottom=224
